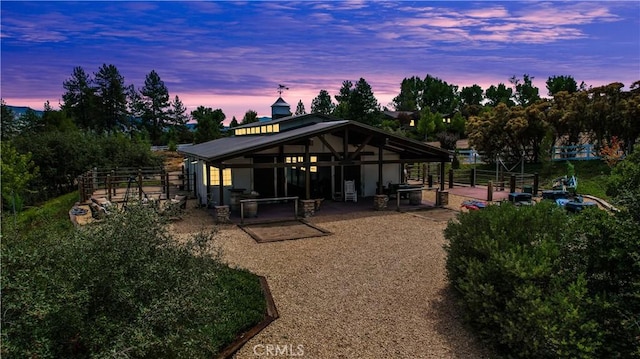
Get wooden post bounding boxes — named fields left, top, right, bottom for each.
left=439, top=162, right=445, bottom=191
left=111, top=170, right=116, bottom=197
left=305, top=142, right=311, bottom=200
left=377, top=145, right=383, bottom=195
left=106, top=174, right=111, bottom=201
left=138, top=169, right=143, bottom=200
left=165, top=172, right=170, bottom=199
left=533, top=173, right=539, bottom=196
left=470, top=168, right=476, bottom=187
left=218, top=166, right=224, bottom=205
left=448, top=168, right=454, bottom=189
left=510, top=174, right=516, bottom=193
left=487, top=181, right=493, bottom=201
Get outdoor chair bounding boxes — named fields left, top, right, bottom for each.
left=344, top=180, right=357, bottom=202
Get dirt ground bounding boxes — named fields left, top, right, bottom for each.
left=165, top=195, right=491, bottom=359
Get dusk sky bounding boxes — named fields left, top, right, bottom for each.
left=1, top=1, right=639, bottom=123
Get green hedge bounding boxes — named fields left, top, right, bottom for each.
left=2, top=205, right=265, bottom=358
left=445, top=201, right=639, bottom=358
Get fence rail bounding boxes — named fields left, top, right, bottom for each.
left=78, top=167, right=191, bottom=203
left=552, top=144, right=601, bottom=161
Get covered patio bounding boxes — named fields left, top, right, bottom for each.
left=178, top=115, right=451, bottom=220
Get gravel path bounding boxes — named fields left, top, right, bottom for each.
left=171, top=196, right=490, bottom=358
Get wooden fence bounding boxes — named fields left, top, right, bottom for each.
left=78, top=166, right=191, bottom=203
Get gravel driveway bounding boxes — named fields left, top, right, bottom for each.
left=206, top=208, right=490, bottom=358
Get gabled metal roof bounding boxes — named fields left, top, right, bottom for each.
left=179, top=120, right=451, bottom=163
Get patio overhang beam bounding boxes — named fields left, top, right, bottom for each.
left=317, top=134, right=342, bottom=160
left=348, top=134, right=374, bottom=161
left=219, top=158, right=446, bottom=169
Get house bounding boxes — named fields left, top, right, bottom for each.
left=383, top=110, right=419, bottom=129
left=179, top=98, right=450, bottom=208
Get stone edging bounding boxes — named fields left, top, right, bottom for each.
left=217, top=276, right=279, bottom=359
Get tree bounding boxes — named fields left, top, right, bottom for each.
left=62, top=66, right=96, bottom=129
left=419, top=74, right=459, bottom=115
left=460, top=84, right=484, bottom=106
left=311, top=89, right=335, bottom=114
left=334, top=78, right=381, bottom=126
left=1, top=100, right=19, bottom=141
left=1, top=141, right=38, bottom=210
left=510, top=74, right=540, bottom=107
left=295, top=100, right=306, bottom=115
left=93, top=64, right=128, bottom=132
left=392, top=76, right=423, bottom=111
left=485, top=83, right=514, bottom=107
left=229, top=116, right=239, bottom=128
left=546, top=75, right=581, bottom=96
left=41, top=102, right=76, bottom=133
left=241, top=110, right=258, bottom=125
left=416, top=107, right=438, bottom=140
left=193, top=106, right=225, bottom=144
left=140, top=70, right=171, bottom=145
left=168, top=95, right=191, bottom=144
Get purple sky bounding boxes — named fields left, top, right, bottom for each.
left=1, top=1, right=639, bottom=123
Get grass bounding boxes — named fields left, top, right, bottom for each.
left=2, top=191, right=267, bottom=358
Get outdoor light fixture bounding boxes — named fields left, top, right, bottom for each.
left=190, top=160, right=198, bottom=164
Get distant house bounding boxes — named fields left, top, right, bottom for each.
left=383, top=110, right=419, bottom=129
left=179, top=98, right=450, bottom=207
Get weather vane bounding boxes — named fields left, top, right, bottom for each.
left=277, top=84, right=289, bottom=96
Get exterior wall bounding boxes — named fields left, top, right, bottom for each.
left=361, top=152, right=401, bottom=197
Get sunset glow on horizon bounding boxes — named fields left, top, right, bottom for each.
left=2, top=1, right=638, bottom=124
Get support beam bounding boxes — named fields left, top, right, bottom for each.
left=348, top=134, right=373, bottom=160
left=317, top=134, right=342, bottom=160
left=305, top=142, right=311, bottom=200
left=377, top=145, right=383, bottom=194
left=206, top=163, right=212, bottom=205
left=440, top=161, right=445, bottom=191
left=218, top=166, right=224, bottom=205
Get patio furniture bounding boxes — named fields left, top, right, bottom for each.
left=344, top=180, right=357, bottom=202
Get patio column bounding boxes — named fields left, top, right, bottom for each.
left=439, top=161, right=445, bottom=191
left=218, top=166, right=224, bottom=206
left=305, top=141, right=311, bottom=200
left=206, top=163, right=211, bottom=206
left=377, top=145, right=383, bottom=194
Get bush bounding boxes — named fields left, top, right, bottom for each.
left=2, top=204, right=265, bottom=358
left=445, top=201, right=639, bottom=358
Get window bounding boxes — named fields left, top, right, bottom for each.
left=285, top=155, right=317, bottom=172
left=203, top=164, right=232, bottom=186
left=235, top=128, right=246, bottom=136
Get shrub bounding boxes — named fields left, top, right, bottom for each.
left=444, top=202, right=617, bottom=358
left=2, top=204, right=265, bottom=358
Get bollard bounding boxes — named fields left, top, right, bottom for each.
left=448, top=169, right=454, bottom=189
left=510, top=174, right=516, bottom=193
left=487, top=181, right=493, bottom=201
left=470, top=168, right=476, bottom=187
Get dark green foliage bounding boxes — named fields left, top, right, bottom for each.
left=607, top=144, right=640, bottom=219
left=12, top=129, right=161, bottom=204
left=333, top=78, right=381, bottom=126
left=445, top=198, right=640, bottom=358
left=311, top=89, right=336, bottom=115
left=2, top=204, right=266, bottom=358
left=193, top=106, right=225, bottom=143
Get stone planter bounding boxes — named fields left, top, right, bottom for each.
left=374, top=194, right=389, bottom=210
